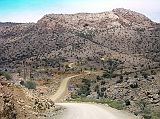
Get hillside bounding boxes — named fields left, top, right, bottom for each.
left=0, top=8, right=160, bottom=70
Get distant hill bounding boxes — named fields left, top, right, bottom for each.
left=0, top=8, right=160, bottom=69
left=0, top=22, right=23, bottom=27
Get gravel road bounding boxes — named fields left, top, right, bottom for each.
left=50, top=72, right=138, bottom=119
left=56, top=103, right=138, bottom=119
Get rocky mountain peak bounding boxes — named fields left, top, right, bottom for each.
left=112, top=8, right=153, bottom=27
left=37, top=8, right=154, bottom=30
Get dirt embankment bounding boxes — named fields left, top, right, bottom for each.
left=0, top=79, right=36, bottom=119
left=0, top=76, right=55, bottom=119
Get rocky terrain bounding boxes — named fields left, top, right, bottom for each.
left=0, top=22, right=23, bottom=28
left=0, top=8, right=160, bottom=119
left=0, top=75, right=58, bottom=119
left=70, top=68, right=160, bottom=119
left=0, top=8, right=160, bottom=71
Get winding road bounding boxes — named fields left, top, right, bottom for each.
left=49, top=74, right=81, bottom=102
left=50, top=72, right=138, bottom=119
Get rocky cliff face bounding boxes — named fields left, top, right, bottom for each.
left=0, top=8, right=160, bottom=69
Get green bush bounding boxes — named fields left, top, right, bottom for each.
left=136, top=100, right=160, bottom=119
left=69, top=97, right=124, bottom=110
left=106, top=99, right=124, bottom=110
left=0, top=71, right=12, bottom=80
left=73, top=78, right=92, bottom=97
left=77, top=84, right=90, bottom=96
left=142, top=111, right=160, bottom=119
left=24, top=80, right=36, bottom=89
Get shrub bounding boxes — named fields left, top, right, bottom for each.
left=116, top=78, right=123, bottom=83
left=151, top=76, right=154, bottom=79
left=94, top=85, right=99, bottom=92
left=0, top=71, right=12, bottom=80
left=102, top=72, right=120, bottom=78
left=101, top=81, right=106, bottom=85
left=98, top=92, right=104, bottom=97
left=158, top=90, right=160, bottom=95
left=143, top=114, right=151, bottom=119
left=69, top=97, right=124, bottom=110
left=24, top=80, right=36, bottom=89
left=82, top=79, right=91, bottom=86
left=123, top=71, right=132, bottom=75
left=120, top=75, right=123, bottom=79
left=151, top=70, right=156, bottom=75
left=107, top=100, right=124, bottom=110
left=96, top=76, right=103, bottom=81
left=71, top=92, right=79, bottom=99
left=101, top=87, right=106, bottom=92
left=20, top=80, right=25, bottom=85
left=130, top=82, right=138, bottom=88
left=134, top=75, right=138, bottom=78
left=141, top=72, right=149, bottom=79
left=77, top=85, right=90, bottom=96
left=125, top=99, right=130, bottom=106
left=77, top=79, right=91, bottom=96
left=102, top=72, right=110, bottom=78
left=125, top=77, right=129, bottom=80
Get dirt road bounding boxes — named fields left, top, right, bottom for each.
left=57, top=103, right=138, bottom=119
left=50, top=72, right=138, bottom=119
left=50, top=71, right=92, bottom=102
left=49, top=74, right=81, bottom=102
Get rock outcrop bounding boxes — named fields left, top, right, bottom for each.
left=0, top=76, right=55, bottom=119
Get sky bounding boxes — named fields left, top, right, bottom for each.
left=0, top=0, right=160, bottom=23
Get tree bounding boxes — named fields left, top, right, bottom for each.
left=103, top=59, right=120, bottom=79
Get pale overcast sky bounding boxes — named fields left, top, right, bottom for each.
left=0, top=0, right=160, bottom=23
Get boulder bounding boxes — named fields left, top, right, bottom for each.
left=33, top=98, right=55, bottom=112
left=129, top=80, right=138, bottom=88
left=116, top=78, right=123, bottom=83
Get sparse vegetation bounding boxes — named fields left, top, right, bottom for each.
left=69, top=97, right=124, bottom=110
left=0, top=71, right=12, bottom=80
left=73, top=78, right=91, bottom=98
left=0, top=8, right=160, bottom=119
left=141, top=72, right=149, bottom=79
left=151, top=70, right=156, bottom=75
left=24, top=80, right=36, bottom=89
left=135, top=100, right=160, bottom=119
left=103, top=59, right=120, bottom=79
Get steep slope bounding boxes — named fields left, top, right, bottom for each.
left=0, top=8, right=160, bottom=69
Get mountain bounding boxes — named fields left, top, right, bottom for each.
left=0, top=8, right=160, bottom=69
left=0, top=22, right=23, bottom=27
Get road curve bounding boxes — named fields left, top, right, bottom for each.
left=49, top=74, right=81, bottom=102
left=50, top=72, right=138, bottom=119
left=57, top=103, right=138, bottom=119
left=50, top=71, right=92, bottom=102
